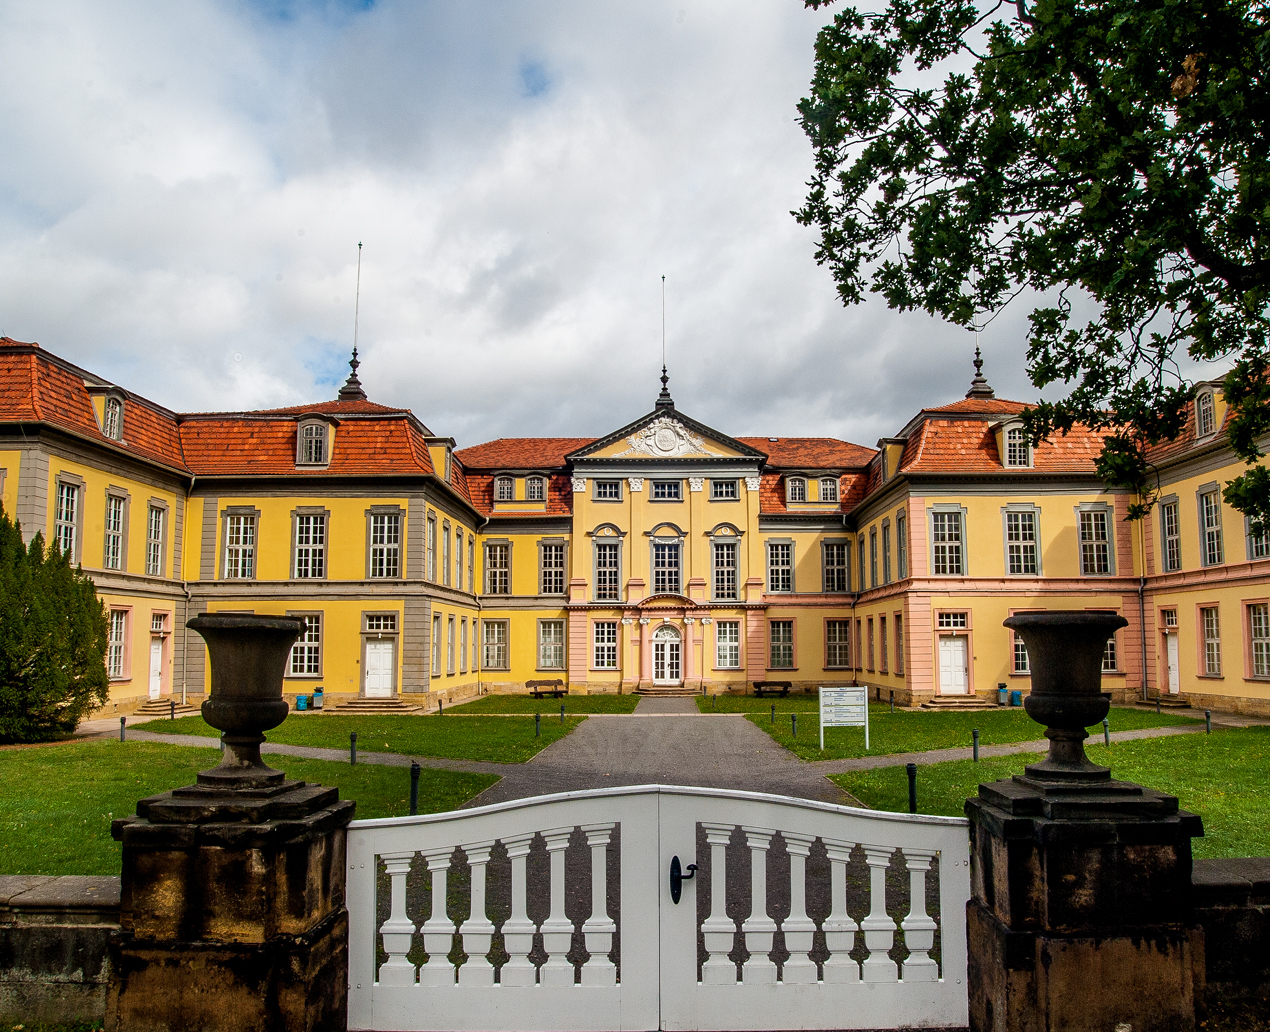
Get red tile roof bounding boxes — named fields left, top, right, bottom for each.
left=455, top=438, right=596, bottom=470
left=184, top=399, right=410, bottom=418
left=898, top=419, right=1105, bottom=474
left=464, top=472, right=575, bottom=517
left=923, top=398, right=1030, bottom=415
left=737, top=437, right=875, bottom=468
left=1144, top=395, right=1231, bottom=465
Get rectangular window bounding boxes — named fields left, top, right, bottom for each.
left=427, top=516, right=437, bottom=581
left=595, top=543, right=620, bottom=601
left=472, top=617, right=480, bottom=671
left=787, top=479, right=806, bottom=503
left=867, top=618, right=875, bottom=671
left=716, top=620, right=741, bottom=668
left=895, top=614, right=904, bottom=674
left=294, top=514, right=326, bottom=579
left=224, top=514, right=256, bottom=579
left=55, top=483, right=78, bottom=558
left=1250, top=604, right=1270, bottom=678
left=366, top=614, right=397, bottom=632
left=824, top=543, right=848, bottom=593
left=107, top=609, right=127, bottom=678
left=1202, top=607, right=1221, bottom=675
left=879, top=616, right=888, bottom=673
left=1201, top=491, right=1224, bottom=566
left=468, top=539, right=475, bottom=594
left=1248, top=519, right=1269, bottom=560
left=432, top=614, right=442, bottom=675
left=442, top=527, right=451, bottom=586
left=820, top=478, right=839, bottom=503
left=447, top=616, right=456, bottom=674
left=369, top=513, right=400, bottom=578
left=146, top=505, right=164, bottom=577
left=932, top=511, right=964, bottom=575
left=1013, top=633, right=1030, bottom=673
left=300, top=423, right=326, bottom=464
left=897, top=514, right=908, bottom=579
left=882, top=525, right=891, bottom=584
left=1006, top=510, right=1038, bottom=575
left=455, top=530, right=464, bottom=590
left=652, top=480, right=681, bottom=501
left=653, top=542, right=681, bottom=594
left=482, top=620, right=508, bottom=669
left=869, top=530, right=878, bottom=588
left=1163, top=609, right=1178, bottom=627
left=855, top=619, right=863, bottom=670
left=289, top=615, right=321, bottom=676
left=826, top=619, right=851, bottom=668
left=1005, top=427, right=1030, bottom=467
left=595, top=480, right=621, bottom=500
left=937, top=611, right=968, bottom=628
left=593, top=621, right=618, bottom=669
left=713, top=541, right=737, bottom=600
left=769, top=620, right=794, bottom=669
left=539, top=620, right=565, bottom=669
left=104, top=495, right=125, bottom=570
left=1102, top=634, right=1118, bottom=672
left=526, top=477, right=544, bottom=501
left=767, top=542, right=792, bottom=593
left=460, top=617, right=468, bottom=673
left=1162, top=502, right=1181, bottom=571
left=1079, top=510, right=1111, bottom=574
left=540, top=543, right=566, bottom=594
left=711, top=480, right=738, bottom=500
left=495, top=477, right=514, bottom=501
left=486, top=543, right=510, bottom=594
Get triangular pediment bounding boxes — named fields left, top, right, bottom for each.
left=567, top=408, right=766, bottom=462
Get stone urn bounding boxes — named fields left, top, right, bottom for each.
left=1003, top=610, right=1128, bottom=782
left=189, top=613, right=305, bottom=790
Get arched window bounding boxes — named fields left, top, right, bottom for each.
left=103, top=398, right=123, bottom=440
left=820, top=477, right=838, bottom=503
left=1005, top=426, right=1030, bottom=467
left=526, top=476, right=544, bottom=501
left=1195, top=390, right=1216, bottom=437
left=786, top=477, right=806, bottom=503
left=495, top=476, right=515, bottom=501
left=298, top=422, right=327, bottom=464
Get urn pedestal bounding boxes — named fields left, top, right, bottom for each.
left=106, top=615, right=355, bottom=1032
left=966, top=612, right=1204, bottom=1032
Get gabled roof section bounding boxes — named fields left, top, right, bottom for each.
left=568, top=406, right=767, bottom=462
left=737, top=437, right=875, bottom=469
left=455, top=438, right=596, bottom=470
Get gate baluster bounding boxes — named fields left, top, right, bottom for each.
left=540, top=828, right=575, bottom=986
left=458, top=841, right=497, bottom=985
left=700, top=822, right=737, bottom=985
left=860, top=845, right=898, bottom=982
left=580, top=823, right=617, bottom=985
left=378, top=850, right=418, bottom=986
left=780, top=833, right=817, bottom=983
left=499, top=833, right=537, bottom=987
left=821, top=838, right=860, bottom=983
left=419, top=847, right=457, bottom=985
left=740, top=827, right=777, bottom=984
left=900, top=848, right=939, bottom=981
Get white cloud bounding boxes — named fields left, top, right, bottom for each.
left=0, top=0, right=1081, bottom=448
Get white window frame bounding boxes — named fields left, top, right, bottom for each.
left=1004, top=505, right=1041, bottom=576
left=432, top=614, right=442, bottom=675
left=711, top=479, right=738, bottom=500
left=427, top=515, right=437, bottom=581
left=223, top=513, right=256, bottom=579
left=882, top=522, right=892, bottom=584
left=104, top=493, right=126, bottom=571
left=593, top=621, right=618, bottom=669
left=526, top=476, right=545, bottom=501
left=107, top=609, right=128, bottom=679
left=823, top=541, right=848, bottom=593
left=485, top=542, right=511, bottom=595
left=594, top=541, right=621, bottom=601
left=1199, top=488, right=1224, bottom=566
left=460, top=617, right=468, bottom=673
left=930, top=507, right=965, bottom=576
left=447, top=616, right=456, bottom=674
left=652, top=480, right=682, bottom=501
left=442, top=524, right=451, bottom=586
left=495, top=476, right=515, bottom=501
left=786, top=477, right=806, bottom=503
left=145, top=505, right=165, bottom=577
left=289, top=614, right=322, bottom=677
left=594, top=479, right=622, bottom=501
left=769, top=619, right=795, bottom=670
left=103, top=397, right=123, bottom=440
left=298, top=422, right=328, bottom=465
left=1078, top=505, right=1114, bottom=576
left=538, top=619, right=565, bottom=670
left=825, top=619, right=851, bottom=668
left=368, top=512, right=401, bottom=578
left=294, top=513, right=326, bottom=579
left=1004, top=425, right=1031, bottom=468
left=54, top=482, right=79, bottom=560
left=1195, top=389, right=1216, bottom=437
left=1161, top=499, right=1182, bottom=572
left=1202, top=606, right=1222, bottom=675
left=896, top=512, right=907, bottom=579
left=1249, top=603, right=1270, bottom=678
left=820, top=477, right=838, bottom=503
left=540, top=542, right=566, bottom=595
left=767, top=541, right=793, bottom=593
left=713, top=541, right=738, bottom=600
left=715, top=620, right=741, bottom=669
left=1246, top=517, right=1270, bottom=561
left=652, top=540, right=681, bottom=594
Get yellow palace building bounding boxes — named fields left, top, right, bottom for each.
left=1, top=336, right=1267, bottom=716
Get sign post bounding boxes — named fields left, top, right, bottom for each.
left=819, top=686, right=869, bottom=751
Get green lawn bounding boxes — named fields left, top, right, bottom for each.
left=749, top=702, right=1196, bottom=760
left=456, top=694, right=641, bottom=714
left=832, top=726, right=1270, bottom=859
left=0, top=740, right=497, bottom=876
left=146, top=712, right=583, bottom=763
left=696, top=693, right=822, bottom=713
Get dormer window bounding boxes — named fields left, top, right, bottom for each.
left=103, top=397, right=123, bottom=440
left=787, top=477, right=806, bottom=503
left=298, top=421, right=328, bottom=465
left=1005, top=426, right=1031, bottom=468
left=820, top=477, right=838, bottom=503
left=495, top=476, right=514, bottom=501
left=1196, top=390, right=1216, bottom=438
left=526, top=476, right=544, bottom=501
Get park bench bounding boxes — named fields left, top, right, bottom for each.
left=526, top=678, right=567, bottom=699
left=751, top=680, right=793, bottom=697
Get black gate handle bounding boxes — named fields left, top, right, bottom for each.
left=669, top=855, right=697, bottom=905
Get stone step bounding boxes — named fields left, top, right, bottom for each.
left=920, top=696, right=1001, bottom=712
left=133, top=698, right=199, bottom=718
left=330, top=697, right=425, bottom=714
left=1135, top=694, right=1191, bottom=709
left=633, top=687, right=702, bottom=697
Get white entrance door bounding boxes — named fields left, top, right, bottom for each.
left=365, top=640, right=395, bottom=698
left=148, top=638, right=163, bottom=699
left=653, top=627, right=682, bottom=685
left=1165, top=632, right=1180, bottom=694
left=938, top=635, right=969, bottom=695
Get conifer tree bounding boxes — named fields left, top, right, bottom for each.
left=0, top=505, right=109, bottom=742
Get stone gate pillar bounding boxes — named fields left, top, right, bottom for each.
left=107, top=615, right=355, bottom=1032
left=966, top=612, right=1203, bottom=1032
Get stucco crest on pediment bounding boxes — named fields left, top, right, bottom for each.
left=616, top=416, right=710, bottom=458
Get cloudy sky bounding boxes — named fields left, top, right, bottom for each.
left=0, top=0, right=1054, bottom=450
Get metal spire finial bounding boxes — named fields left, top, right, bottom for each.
left=965, top=345, right=996, bottom=399
left=656, top=275, right=674, bottom=409
left=338, top=244, right=368, bottom=401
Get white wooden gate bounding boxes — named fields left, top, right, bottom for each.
left=346, top=785, right=970, bottom=1031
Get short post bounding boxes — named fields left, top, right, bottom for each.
left=169, top=699, right=175, bottom=720
left=889, top=689, right=894, bottom=713
left=438, top=698, right=443, bottom=716
left=972, top=728, right=979, bottom=762
left=711, top=693, right=716, bottom=710
left=791, top=714, right=797, bottom=738
left=409, top=760, right=420, bottom=816
left=560, top=702, right=565, bottom=725
left=1205, top=710, right=1212, bottom=734
left=350, top=731, right=357, bottom=765
left=535, top=711, right=541, bottom=738
left=1156, top=693, right=1161, bottom=714
left=119, top=716, right=126, bottom=742
left=906, top=762, right=917, bottom=813
left=770, top=703, right=775, bottom=724
left=1103, top=717, right=1111, bottom=746
left=219, top=733, right=225, bottom=753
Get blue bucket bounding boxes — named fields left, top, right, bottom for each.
left=1009, top=690, right=1023, bottom=707
left=296, top=694, right=308, bottom=711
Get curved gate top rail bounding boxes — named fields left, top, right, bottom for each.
left=347, top=785, right=970, bottom=1032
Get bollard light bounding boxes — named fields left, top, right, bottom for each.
left=770, top=703, right=775, bottom=724
left=535, top=711, right=541, bottom=738
left=170, top=699, right=175, bottom=720
left=1205, top=710, right=1212, bottom=734
left=907, top=762, right=918, bottom=814
left=1156, top=694, right=1161, bottom=714
left=1103, top=718, right=1110, bottom=747
left=409, top=761, right=420, bottom=816
left=560, top=703, right=565, bottom=725
left=791, top=714, right=797, bottom=738
left=711, top=694, right=716, bottom=710
left=350, top=731, right=357, bottom=765
left=438, top=699, right=443, bottom=716
left=890, top=690, right=894, bottom=713
left=120, top=716, right=126, bottom=742
left=972, top=728, right=980, bottom=762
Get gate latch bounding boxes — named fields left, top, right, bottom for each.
left=669, top=855, right=697, bottom=905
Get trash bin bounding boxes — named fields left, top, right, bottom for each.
left=1009, top=690, right=1023, bottom=707
left=296, top=694, right=308, bottom=711
left=997, top=684, right=1008, bottom=706
left=313, top=687, right=324, bottom=710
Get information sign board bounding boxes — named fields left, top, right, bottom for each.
left=819, top=686, right=869, bottom=750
